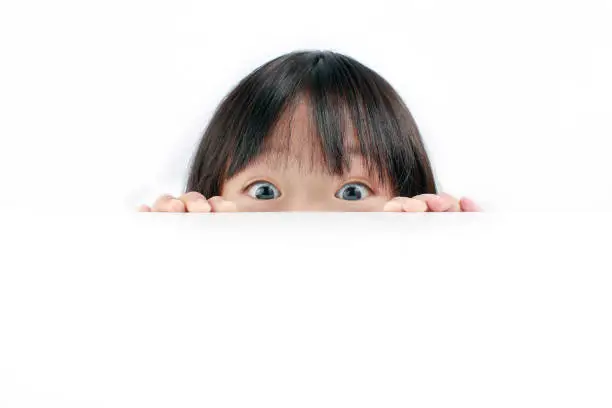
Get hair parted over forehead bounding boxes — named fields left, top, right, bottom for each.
left=186, top=50, right=438, bottom=197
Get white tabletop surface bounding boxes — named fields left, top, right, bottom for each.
left=1, top=212, right=610, bottom=407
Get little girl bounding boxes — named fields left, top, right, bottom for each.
left=139, top=50, right=481, bottom=213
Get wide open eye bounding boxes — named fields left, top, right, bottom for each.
left=246, top=181, right=281, bottom=200
left=335, top=182, right=371, bottom=201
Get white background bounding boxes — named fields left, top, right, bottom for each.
left=1, top=2, right=612, bottom=407
left=1, top=0, right=611, bottom=212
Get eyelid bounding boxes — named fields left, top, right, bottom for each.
left=243, top=179, right=282, bottom=199
left=242, top=179, right=279, bottom=192
left=339, top=180, right=374, bottom=194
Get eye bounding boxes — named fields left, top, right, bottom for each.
left=246, top=181, right=281, bottom=200
left=335, top=182, right=371, bottom=201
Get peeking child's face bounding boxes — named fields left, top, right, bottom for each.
left=186, top=51, right=438, bottom=202
left=221, top=153, right=394, bottom=212
left=220, top=101, right=395, bottom=211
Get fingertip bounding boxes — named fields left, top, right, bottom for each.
left=219, top=200, right=238, bottom=212
left=224, top=200, right=238, bottom=212
left=167, top=199, right=186, bottom=212
left=208, top=196, right=238, bottom=212
left=383, top=200, right=403, bottom=212
left=412, top=194, right=441, bottom=212
left=152, top=194, right=177, bottom=212
left=181, top=191, right=207, bottom=202
left=207, top=196, right=222, bottom=210
left=192, top=199, right=213, bottom=212
left=426, top=195, right=444, bottom=211
left=437, top=193, right=461, bottom=212
left=387, top=197, right=428, bottom=212
left=402, top=198, right=428, bottom=212
left=460, top=197, right=483, bottom=212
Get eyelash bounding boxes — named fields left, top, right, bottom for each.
left=341, top=180, right=374, bottom=194
left=243, top=180, right=274, bottom=193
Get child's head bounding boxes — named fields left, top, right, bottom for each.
left=186, top=50, right=437, bottom=211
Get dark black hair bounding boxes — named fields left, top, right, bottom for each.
left=186, top=50, right=437, bottom=197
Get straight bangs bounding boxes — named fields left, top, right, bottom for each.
left=186, top=51, right=437, bottom=198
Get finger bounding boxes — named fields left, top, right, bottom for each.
left=137, top=204, right=151, bottom=212
left=433, top=192, right=461, bottom=212
left=411, top=194, right=439, bottom=212
left=383, top=197, right=428, bottom=212
left=178, top=191, right=212, bottom=213
left=208, top=196, right=238, bottom=212
left=152, top=194, right=186, bottom=212
left=413, top=193, right=460, bottom=212
left=460, top=197, right=483, bottom=212
left=382, top=199, right=403, bottom=212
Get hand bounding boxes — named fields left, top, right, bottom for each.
left=382, top=192, right=482, bottom=212
left=138, top=192, right=238, bottom=213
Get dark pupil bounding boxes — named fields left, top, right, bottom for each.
left=342, top=186, right=362, bottom=201
left=255, top=185, right=275, bottom=200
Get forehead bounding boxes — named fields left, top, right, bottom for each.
left=255, top=99, right=361, bottom=173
